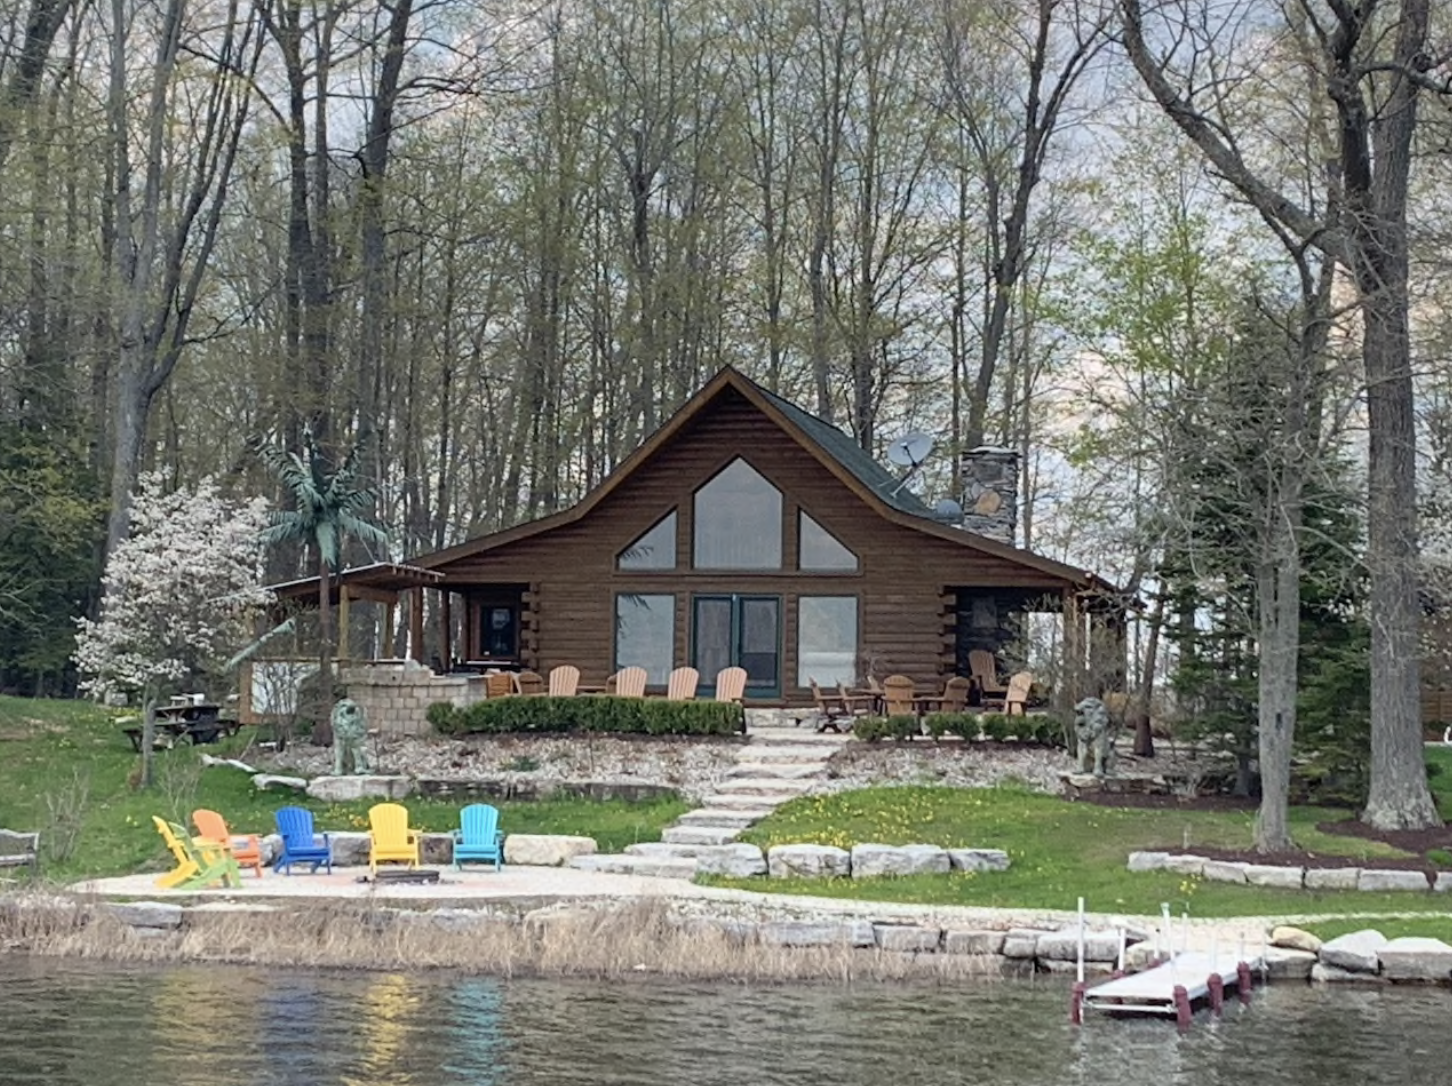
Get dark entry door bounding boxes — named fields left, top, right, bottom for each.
left=692, top=595, right=780, bottom=697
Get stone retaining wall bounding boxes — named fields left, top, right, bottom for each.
left=340, top=660, right=484, bottom=737
left=414, top=778, right=676, bottom=803
left=1128, top=852, right=1444, bottom=892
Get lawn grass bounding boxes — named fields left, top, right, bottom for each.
left=705, top=783, right=1452, bottom=920
left=0, top=695, right=688, bottom=879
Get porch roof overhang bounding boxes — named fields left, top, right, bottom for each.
left=266, top=562, right=444, bottom=607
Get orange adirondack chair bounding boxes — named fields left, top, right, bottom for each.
left=192, top=808, right=264, bottom=878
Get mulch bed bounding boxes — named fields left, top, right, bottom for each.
left=1076, top=789, right=1452, bottom=870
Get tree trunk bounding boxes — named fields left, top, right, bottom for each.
left=138, top=688, right=158, bottom=788
left=1254, top=525, right=1301, bottom=852
left=1131, top=592, right=1164, bottom=757
left=314, top=557, right=334, bottom=746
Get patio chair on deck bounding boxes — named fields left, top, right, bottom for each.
left=921, top=676, right=971, bottom=716
left=512, top=670, right=546, bottom=696
left=881, top=674, right=916, bottom=717
left=969, top=650, right=1007, bottom=699
left=548, top=665, right=580, bottom=697
left=984, top=671, right=1034, bottom=716
left=273, top=807, right=333, bottom=875
left=613, top=666, right=648, bottom=697
left=666, top=666, right=699, bottom=700
left=452, top=804, right=504, bottom=872
left=714, top=666, right=747, bottom=704
left=367, top=802, right=421, bottom=876
left=191, top=808, right=263, bottom=878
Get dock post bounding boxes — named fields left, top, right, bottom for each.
left=1173, top=985, right=1191, bottom=1032
left=1071, top=980, right=1086, bottom=1025
left=1208, top=972, right=1224, bottom=1017
left=1237, top=961, right=1253, bottom=1003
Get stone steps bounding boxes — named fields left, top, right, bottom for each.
left=568, top=853, right=697, bottom=879
left=732, top=745, right=842, bottom=764
left=661, top=825, right=742, bottom=846
left=712, top=777, right=814, bottom=797
left=672, top=808, right=774, bottom=829
left=725, top=762, right=822, bottom=780
left=694, top=791, right=799, bottom=811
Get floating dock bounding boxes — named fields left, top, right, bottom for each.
left=1076, top=951, right=1260, bottom=1030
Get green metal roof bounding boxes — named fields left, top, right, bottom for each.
left=755, top=385, right=935, bottom=517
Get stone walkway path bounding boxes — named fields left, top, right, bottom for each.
left=571, top=719, right=850, bottom=878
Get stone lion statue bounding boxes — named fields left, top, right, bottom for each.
left=331, top=698, right=372, bottom=776
left=1074, top=696, right=1118, bottom=778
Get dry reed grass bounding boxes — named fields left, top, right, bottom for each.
left=0, top=892, right=1008, bottom=985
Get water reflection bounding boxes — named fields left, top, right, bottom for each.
left=2, top=958, right=1449, bottom=1086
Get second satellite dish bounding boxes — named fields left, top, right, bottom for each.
left=887, top=431, right=935, bottom=468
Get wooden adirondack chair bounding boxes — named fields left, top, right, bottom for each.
left=1004, top=671, right=1034, bottom=716
left=809, top=679, right=851, bottom=732
left=152, top=816, right=240, bottom=889
left=512, top=670, right=546, bottom=696
left=484, top=672, right=514, bottom=698
left=548, top=664, right=580, bottom=696
left=452, top=803, right=504, bottom=872
left=613, top=666, right=648, bottom=697
left=666, top=666, right=699, bottom=700
left=192, top=808, right=263, bottom=878
left=968, top=650, right=1007, bottom=697
left=882, top=674, right=916, bottom=717
left=920, top=676, right=971, bottom=715
left=273, top=807, right=333, bottom=875
left=368, top=802, right=421, bottom=875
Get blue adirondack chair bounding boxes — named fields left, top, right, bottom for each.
left=452, top=804, right=504, bottom=871
left=273, top=807, right=333, bottom=875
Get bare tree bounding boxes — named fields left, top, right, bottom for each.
left=1119, top=0, right=1447, bottom=830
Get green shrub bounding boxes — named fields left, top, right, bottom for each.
left=430, top=696, right=744, bottom=737
left=850, top=715, right=921, bottom=742
left=922, top=712, right=978, bottom=740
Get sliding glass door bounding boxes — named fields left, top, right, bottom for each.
left=692, top=595, right=780, bottom=697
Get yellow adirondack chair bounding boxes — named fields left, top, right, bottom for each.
left=367, top=802, right=421, bottom=875
left=153, top=816, right=241, bottom=889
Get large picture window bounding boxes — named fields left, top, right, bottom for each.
left=693, top=458, right=782, bottom=569
left=799, top=512, right=857, bottom=571
left=619, top=511, right=677, bottom=570
left=614, top=594, right=675, bottom=685
left=797, top=596, right=858, bottom=688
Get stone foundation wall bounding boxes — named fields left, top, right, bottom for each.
left=340, top=660, right=486, bottom=737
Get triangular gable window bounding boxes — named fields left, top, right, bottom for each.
left=619, top=511, right=677, bottom=570
left=799, top=512, right=857, bottom=571
left=694, top=459, right=782, bottom=569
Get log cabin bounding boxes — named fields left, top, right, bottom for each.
left=272, top=367, right=1124, bottom=707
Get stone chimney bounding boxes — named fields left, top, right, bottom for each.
left=960, top=447, right=1019, bottom=545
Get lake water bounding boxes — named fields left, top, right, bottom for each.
left=3, top=958, right=1449, bottom=1086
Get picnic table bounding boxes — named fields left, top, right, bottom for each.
left=121, top=703, right=241, bottom=751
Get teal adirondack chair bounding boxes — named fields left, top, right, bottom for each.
left=452, top=804, right=504, bottom=871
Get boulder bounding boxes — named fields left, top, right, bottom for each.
left=1035, top=929, right=1123, bottom=963
left=1126, top=851, right=1169, bottom=872
left=1435, top=871, right=1452, bottom=893
left=1163, top=855, right=1205, bottom=876
left=758, top=920, right=875, bottom=948
left=1201, top=860, right=1248, bottom=884
left=420, top=833, right=455, bottom=865
left=325, top=831, right=371, bottom=867
left=943, top=930, right=1006, bottom=955
left=1377, top=937, right=1452, bottom=983
left=1319, top=929, right=1387, bottom=973
left=1263, top=947, right=1318, bottom=980
left=873, top=924, right=942, bottom=952
left=1312, top=962, right=1387, bottom=985
left=1038, top=959, right=1115, bottom=976
left=947, top=848, right=1011, bottom=873
left=305, top=775, right=413, bottom=803
left=1304, top=867, right=1360, bottom=891
left=1244, top=865, right=1304, bottom=889
left=251, top=774, right=308, bottom=793
left=850, top=843, right=950, bottom=878
left=693, top=843, right=767, bottom=878
left=767, top=844, right=851, bottom=879
left=1002, top=928, right=1047, bottom=958
left=106, top=901, right=184, bottom=929
left=1270, top=926, right=1323, bottom=953
left=1357, top=869, right=1430, bottom=892
left=260, top=833, right=282, bottom=865
left=504, top=834, right=598, bottom=867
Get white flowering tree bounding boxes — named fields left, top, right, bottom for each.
left=75, top=473, right=273, bottom=786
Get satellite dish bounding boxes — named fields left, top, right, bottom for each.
left=933, top=498, right=963, bottom=522
left=887, top=431, right=935, bottom=468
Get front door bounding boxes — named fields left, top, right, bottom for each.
left=692, top=595, right=780, bottom=697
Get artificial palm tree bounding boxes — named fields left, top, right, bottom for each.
left=255, top=426, right=387, bottom=743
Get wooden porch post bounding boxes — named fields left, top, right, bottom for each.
left=1058, top=588, right=1085, bottom=717
left=383, top=598, right=397, bottom=658
left=440, top=590, right=453, bottom=670
left=409, top=587, right=425, bottom=664
left=338, top=586, right=351, bottom=665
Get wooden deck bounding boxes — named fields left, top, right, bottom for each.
left=1080, top=951, right=1260, bottom=1023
